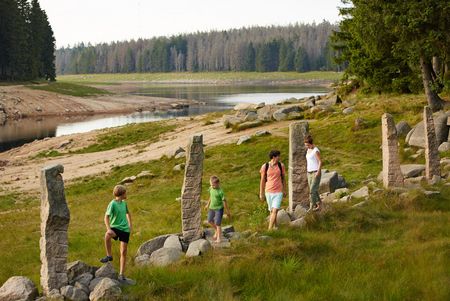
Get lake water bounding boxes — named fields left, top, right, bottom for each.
left=0, top=85, right=328, bottom=152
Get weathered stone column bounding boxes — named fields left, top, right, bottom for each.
left=423, top=106, right=441, bottom=180
left=181, top=135, right=204, bottom=243
left=288, top=121, right=309, bottom=212
left=40, top=164, right=70, bottom=294
left=381, top=113, right=403, bottom=188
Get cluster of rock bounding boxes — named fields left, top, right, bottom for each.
left=119, top=170, right=155, bottom=185
left=236, top=130, right=271, bottom=145
left=134, top=226, right=239, bottom=267
left=405, top=110, right=450, bottom=153
left=223, top=92, right=344, bottom=130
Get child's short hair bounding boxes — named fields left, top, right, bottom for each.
left=113, top=185, right=127, bottom=197
left=210, top=175, right=220, bottom=184
left=304, top=135, right=314, bottom=144
left=269, top=150, right=281, bottom=159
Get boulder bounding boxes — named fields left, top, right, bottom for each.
left=254, top=130, right=271, bottom=137
left=406, top=111, right=449, bottom=147
left=292, top=205, right=307, bottom=219
left=257, top=105, right=275, bottom=121
left=72, top=273, right=93, bottom=288
left=149, top=248, right=183, bottom=267
left=396, top=121, right=411, bottom=137
left=272, top=112, right=287, bottom=121
left=226, top=232, right=242, bottom=241
left=46, top=289, right=64, bottom=301
left=276, top=105, right=302, bottom=115
left=174, top=151, right=186, bottom=159
left=244, top=112, right=258, bottom=122
left=174, top=147, right=185, bottom=156
left=351, top=186, right=369, bottom=199
left=400, top=164, right=425, bottom=178
left=67, top=261, right=95, bottom=284
left=319, top=171, right=339, bottom=193
left=236, top=121, right=263, bottom=131
left=237, top=135, right=251, bottom=145
left=163, top=235, right=182, bottom=251
left=222, top=225, right=235, bottom=235
left=89, top=278, right=121, bottom=301
left=74, top=282, right=90, bottom=295
left=186, top=239, right=211, bottom=257
left=135, top=234, right=171, bottom=257
left=276, top=209, right=292, bottom=225
left=0, top=276, right=38, bottom=301
left=255, top=102, right=265, bottom=109
left=290, top=217, right=306, bottom=228
left=60, top=285, right=88, bottom=301
left=88, top=278, right=120, bottom=293
left=438, top=142, right=450, bottom=153
left=338, top=195, right=352, bottom=202
left=223, top=115, right=244, bottom=128
left=342, top=107, right=354, bottom=114
left=334, top=188, right=349, bottom=198
left=134, top=254, right=151, bottom=267
left=95, top=262, right=118, bottom=280
left=136, top=170, right=155, bottom=179
left=119, top=176, right=136, bottom=185
left=173, top=163, right=185, bottom=171
left=234, top=103, right=257, bottom=111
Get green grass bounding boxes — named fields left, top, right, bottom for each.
left=27, top=82, right=111, bottom=97
left=73, top=121, right=176, bottom=154
left=0, top=93, right=449, bottom=299
left=57, top=71, right=343, bottom=84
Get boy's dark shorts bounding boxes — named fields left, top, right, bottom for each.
left=207, top=208, right=224, bottom=226
left=111, top=228, right=130, bottom=243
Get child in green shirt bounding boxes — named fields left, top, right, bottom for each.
left=100, top=185, right=133, bottom=283
left=204, top=176, right=231, bottom=243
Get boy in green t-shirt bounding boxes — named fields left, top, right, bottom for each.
left=100, top=185, right=133, bottom=283
left=204, top=176, right=231, bottom=243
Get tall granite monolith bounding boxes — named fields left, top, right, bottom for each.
left=381, top=113, right=403, bottom=188
left=40, top=164, right=70, bottom=294
left=288, top=121, right=310, bottom=212
left=181, top=135, right=204, bottom=243
left=423, top=106, right=441, bottom=180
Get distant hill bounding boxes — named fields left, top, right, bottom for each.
left=56, top=21, right=340, bottom=75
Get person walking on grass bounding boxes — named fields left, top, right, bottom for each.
left=100, top=185, right=135, bottom=284
left=260, top=150, right=286, bottom=230
left=204, top=176, right=231, bottom=243
left=304, top=135, right=322, bottom=211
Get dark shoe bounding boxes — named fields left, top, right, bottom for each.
left=100, top=255, right=113, bottom=263
left=118, top=274, right=136, bottom=285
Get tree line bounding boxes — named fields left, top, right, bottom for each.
left=56, top=21, right=340, bottom=74
left=333, top=0, right=449, bottom=111
left=0, top=0, right=56, bottom=81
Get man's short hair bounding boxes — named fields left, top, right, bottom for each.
left=304, top=135, right=314, bottom=144
left=210, top=175, right=220, bottom=183
left=113, top=185, right=127, bottom=197
left=269, top=150, right=281, bottom=159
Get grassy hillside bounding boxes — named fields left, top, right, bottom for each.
left=57, top=71, right=343, bottom=84
left=0, top=93, right=449, bottom=300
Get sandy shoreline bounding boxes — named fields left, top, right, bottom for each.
left=0, top=84, right=195, bottom=123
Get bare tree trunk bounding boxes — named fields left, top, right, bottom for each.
left=420, top=55, right=443, bottom=112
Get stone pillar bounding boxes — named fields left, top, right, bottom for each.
left=40, top=164, right=70, bottom=294
left=381, top=113, right=404, bottom=188
left=181, top=135, right=204, bottom=243
left=423, top=106, right=440, bottom=180
left=288, top=121, right=309, bottom=212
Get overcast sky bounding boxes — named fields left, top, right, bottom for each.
left=39, top=0, right=343, bottom=48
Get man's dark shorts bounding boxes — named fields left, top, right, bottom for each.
left=207, top=208, right=224, bottom=226
left=111, top=228, right=130, bottom=243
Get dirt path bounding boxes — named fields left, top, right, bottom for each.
left=0, top=116, right=291, bottom=194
